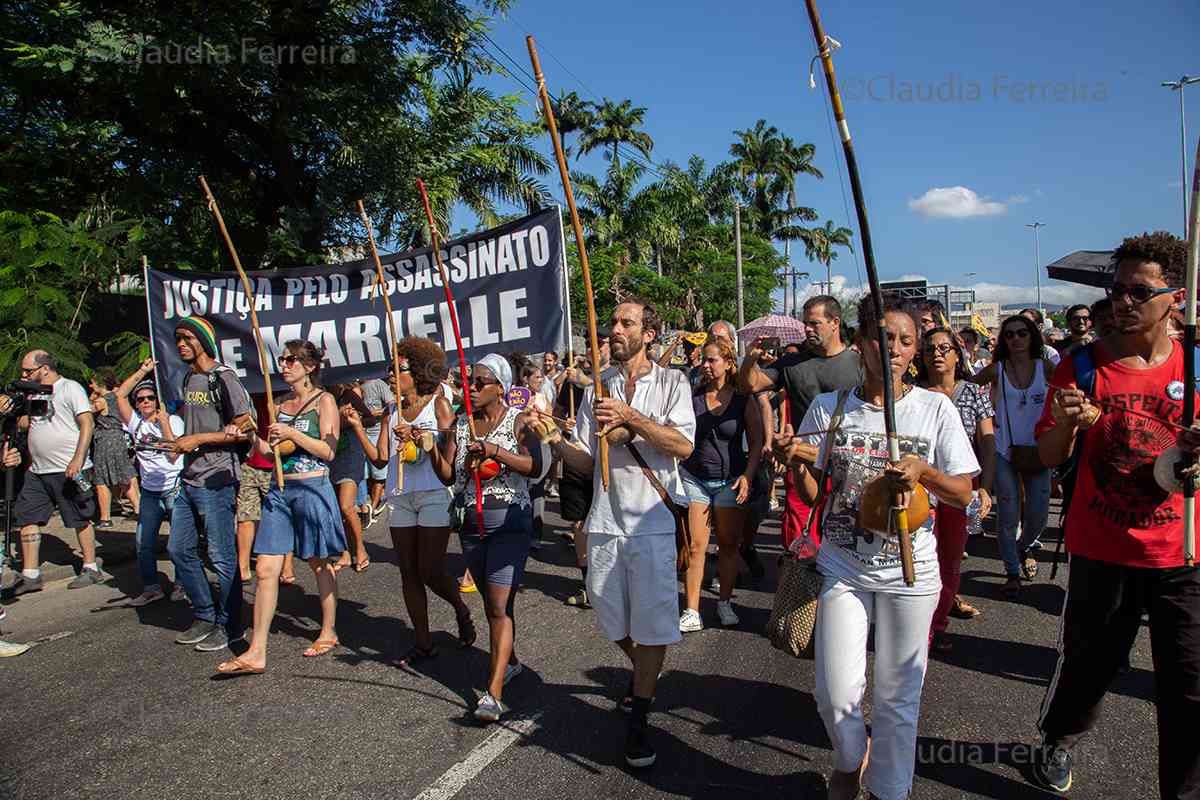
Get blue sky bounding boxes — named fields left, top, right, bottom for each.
left=472, top=0, right=1199, bottom=311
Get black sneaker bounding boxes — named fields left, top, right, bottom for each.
left=175, top=620, right=217, bottom=645
left=1033, top=745, right=1073, bottom=794
left=10, top=574, right=44, bottom=596
left=625, top=719, right=656, bottom=768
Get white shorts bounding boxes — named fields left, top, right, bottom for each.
left=389, top=487, right=452, bottom=528
left=587, top=533, right=681, bottom=647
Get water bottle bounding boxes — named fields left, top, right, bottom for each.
left=965, top=490, right=982, bottom=537
left=73, top=471, right=93, bottom=494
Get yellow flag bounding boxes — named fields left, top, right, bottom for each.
left=971, top=314, right=990, bottom=338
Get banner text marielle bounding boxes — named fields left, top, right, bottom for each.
left=145, top=209, right=567, bottom=402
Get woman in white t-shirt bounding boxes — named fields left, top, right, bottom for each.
left=113, top=359, right=185, bottom=607
left=776, top=299, right=979, bottom=800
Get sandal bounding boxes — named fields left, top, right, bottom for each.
left=279, top=574, right=297, bottom=585
left=949, top=595, right=981, bottom=619
left=353, top=558, right=371, bottom=573
left=216, top=657, right=265, bottom=675
left=456, top=608, right=478, bottom=649
left=302, top=638, right=339, bottom=658
left=395, top=644, right=439, bottom=667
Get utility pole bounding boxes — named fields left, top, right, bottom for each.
left=1026, top=222, right=1045, bottom=311
left=735, top=203, right=745, bottom=331
left=1164, top=76, right=1200, bottom=238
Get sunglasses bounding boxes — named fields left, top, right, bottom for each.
left=1106, top=283, right=1176, bottom=304
left=923, top=343, right=956, bottom=356
left=278, top=354, right=301, bottom=366
left=134, top=394, right=157, bottom=403
left=471, top=377, right=499, bottom=389
left=1003, top=328, right=1030, bottom=339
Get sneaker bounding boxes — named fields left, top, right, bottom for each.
left=95, top=519, right=114, bottom=529
left=128, top=588, right=166, bottom=607
left=67, top=567, right=110, bottom=589
left=1028, top=539, right=1044, bottom=551
left=716, top=601, right=739, bottom=627
left=503, top=662, right=524, bottom=686
left=564, top=588, right=590, bottom=608
left=195, top=628, right=243, bottom=652
left=0, top=639, right=30, bottom=658
left=711, top=577, right=720, bottom=595
left=175, top=620, right=218, bottom=645
left=625, top=719, right=657, bottom=768
left=679, top=608, right=703, bottom=633
left=1032, top=744, right=1073, bottom=794
left=10, top=574, right=44, bottom=596
left=474, top=692, right=509, bottom=723
left=169, top=583, right=188, bottom=602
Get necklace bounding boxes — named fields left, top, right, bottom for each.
left=855, top=382, right=913, bottom=404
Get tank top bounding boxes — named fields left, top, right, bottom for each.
left=276, top=394, right=326, bottom=474
left=453, top=406, right=530, bottom=512
left=996, top=361, right=1046, bottom=457
left=681, top=388, right=748, bottom=481
left=386, top=395, right=444, bottom=495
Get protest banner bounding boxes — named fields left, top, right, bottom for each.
left=144, top=209, right=567, bottom=404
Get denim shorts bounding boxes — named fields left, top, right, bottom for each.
left=679, top=468, right=740, bottom=508
left=459, top=506, right=532, bottom=588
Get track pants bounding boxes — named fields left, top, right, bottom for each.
left=1038, top=554, right=1200, bottom=799
left=814, top=577, right=939, bottom=800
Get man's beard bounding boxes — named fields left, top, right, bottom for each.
left=610, top=336, right=643, bottom=364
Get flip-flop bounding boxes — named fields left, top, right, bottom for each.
left=279, top=575, right=297, bottom=585
left=459, top=580, right=477, bottom=594
left=353, top=559, right=371, bottom=573
left=216, top=657, right=265, bottom=675
left=302, top=638, right=339, bottom=658
left=394, top=645, right=439, bottom=667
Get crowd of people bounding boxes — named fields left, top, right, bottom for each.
left=1, top=230, right=1198, bottom=798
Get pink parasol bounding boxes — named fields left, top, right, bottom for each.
left=737, top=314, right=808, bottom=350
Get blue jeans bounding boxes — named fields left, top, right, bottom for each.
left=136, top=485, right=177, bottom=592
left=167, top=483, right=242, bottom=635
left=994, top=455, right=1050, bottom=577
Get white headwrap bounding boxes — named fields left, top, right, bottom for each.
left=476, top=354, right=513, bottom=393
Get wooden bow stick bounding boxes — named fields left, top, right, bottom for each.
left=198, top=176, right=284, bottom=490
left=804, top=0, right=914, bottom=583
left=356, top=200, right=407, bottom=493
left=528, top=35, right=609, bottom=491
left=1179, top=134, right=1200, bottom=564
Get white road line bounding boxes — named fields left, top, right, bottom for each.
left=412, top=713, right=542, bottom=800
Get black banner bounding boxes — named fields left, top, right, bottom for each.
left=145, top=209, right=566, bottom=404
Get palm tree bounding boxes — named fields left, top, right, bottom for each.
left=550, top=90, right=592, bottom=159
left=729, top=119, right=784, bottom=236
left=576, top=98, right=654, bottom=166
left=799, top=220, right=855, bottom=290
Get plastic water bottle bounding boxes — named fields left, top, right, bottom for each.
left=73, top=471, right=93, bottom=494
left=965, top=490, right=982, bottom=537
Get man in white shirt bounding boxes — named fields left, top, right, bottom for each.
left=4, top=350, right=101, bottom=594
left=551, top=299, right=696, bottom=770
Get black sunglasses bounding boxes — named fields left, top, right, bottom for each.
left=471, top=377, right=499, bottom=389
left=1106, top=283, right=1175, bottom=304
left=278, top=354, right=300, bottom=366
left=923, top=343, right=955, bottom=355
left=134, top=394, right=158, bottom=403
left=1069, top=315, right=1090, bottom=323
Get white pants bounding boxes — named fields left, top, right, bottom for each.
left=813, top=577, right=938, bottom=800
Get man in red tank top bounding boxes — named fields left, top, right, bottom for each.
left=1031, top=232, right=1200, bottom=797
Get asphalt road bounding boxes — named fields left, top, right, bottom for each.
left=0, top=499, right=1160, bottom=800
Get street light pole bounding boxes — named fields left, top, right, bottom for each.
left=735, top=202, right=744, bottom=331
left=1164, top=76, right=1200, bottom=238
left=1026, top=222, right=1045, bottom=311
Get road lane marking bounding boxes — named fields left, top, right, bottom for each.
left=412, top=712, right=542, bottom=800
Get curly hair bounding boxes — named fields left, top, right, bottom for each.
left=915, top=327, right=969, bottom=383
left=1112, top=231, right=1187, bottom=286
left=395, top=336, right=447, bottom=395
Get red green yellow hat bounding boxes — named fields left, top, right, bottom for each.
left=174, top=316, right=218, bottom=357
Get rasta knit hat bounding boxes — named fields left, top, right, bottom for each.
left=175, top=316, right=218, bottom=358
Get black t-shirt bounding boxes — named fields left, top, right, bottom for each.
left=761, top=348, right=862, bottom=426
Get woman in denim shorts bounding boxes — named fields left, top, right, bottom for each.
left=677, top=338, right=762, bottom=632
left=440, top=353, right=548, bottom=724
left=366, top=337, right=476, bottom=668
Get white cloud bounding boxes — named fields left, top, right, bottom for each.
left=776, top=277, right=1104, bottom=316
left=908, top=186, right=1007, bottom=218
left=1007, top=194, right=1030, bottom=205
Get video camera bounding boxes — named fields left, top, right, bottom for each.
left=0, top=381, right=53, bottom=420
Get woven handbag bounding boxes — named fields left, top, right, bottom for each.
left=765, top=389, right=850, bottom=659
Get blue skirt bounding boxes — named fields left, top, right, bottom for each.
left=255, top=476, right=347, bottom=560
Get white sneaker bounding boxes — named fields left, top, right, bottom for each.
left=128, top=588, right=166, bottom=607
left=679, top=608, right=703, bottom=633
left=717, top=601, right=740, bottom=627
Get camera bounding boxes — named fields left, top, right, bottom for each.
left=0, top=381, right=53, bottom=419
